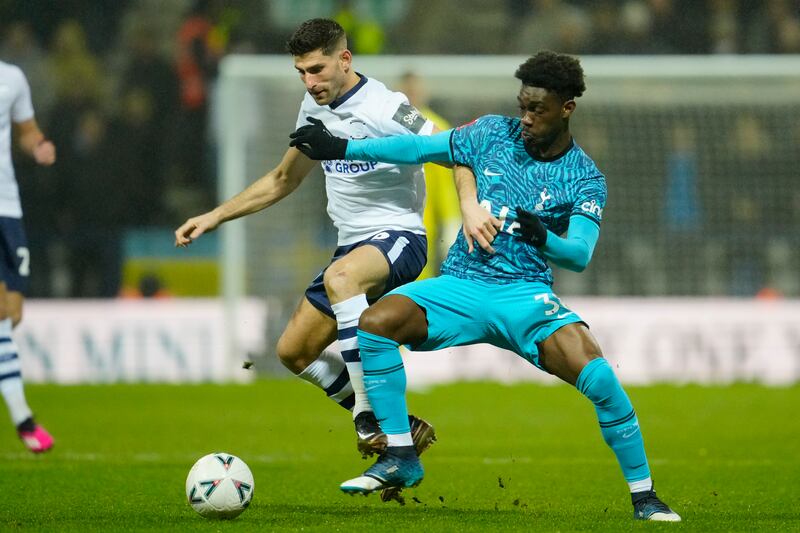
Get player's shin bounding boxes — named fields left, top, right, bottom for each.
left=576, top=358, right=652, bottom=492
left=357, top=330, right=413, bottom=445
left=331, top=295, right=372, bottom=418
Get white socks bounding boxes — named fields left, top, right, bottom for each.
left=297, top=348, right=355, bottom=410
left=0, top=318, right=32, bottom=426
left=330, top=294, right=372, bottom=418
left=629, top=477, right=653, bottom=493
left=387, top=433, right=414, bottom=447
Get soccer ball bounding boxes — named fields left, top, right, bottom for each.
left=185, top=452, right=254, bottom=519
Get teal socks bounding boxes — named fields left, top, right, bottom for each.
left=576, top=358, right=650, bottom=483
left=357, top=330, right=411, bottom=435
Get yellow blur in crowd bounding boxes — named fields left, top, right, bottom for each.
left=398, top=72, right=461, bottom=280
left=418, top=107, right=461, bottom=279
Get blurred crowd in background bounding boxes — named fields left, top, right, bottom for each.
left=1, top=0, right=799, bottom=299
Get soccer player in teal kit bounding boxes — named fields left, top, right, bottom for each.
left=290, top=51, right=680, bottom=522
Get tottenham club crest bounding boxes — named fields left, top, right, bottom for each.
left=535, top=189, right=552, bottom=211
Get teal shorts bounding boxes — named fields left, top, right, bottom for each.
left=388, top=275, right=584, bottom=369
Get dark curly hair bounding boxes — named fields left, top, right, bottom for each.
left=285, top=18, right=346, bottom=56
left=514, top=51, right=586, bottom=101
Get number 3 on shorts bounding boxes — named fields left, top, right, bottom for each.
left=534, top=292, right=561, bottom=316
left=17, top=246, right=30, bottom=277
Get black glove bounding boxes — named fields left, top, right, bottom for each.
left=289, top=117, right=348, bottom=160
left=513, top=206, right=548, bottom=247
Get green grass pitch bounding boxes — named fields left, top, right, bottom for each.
left=1, top=380, right=798, bottom=531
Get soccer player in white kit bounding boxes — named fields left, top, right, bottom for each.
left=0, top=61, right=56, bottom=452
left=175, top=19, right=437, bottom=463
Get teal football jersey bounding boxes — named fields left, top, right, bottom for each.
left=442, top=115, right=607, bottom=285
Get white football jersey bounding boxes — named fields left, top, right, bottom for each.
left=296, top=74, right=434, bottom=245
left=0, top=61, right=34, bottom=219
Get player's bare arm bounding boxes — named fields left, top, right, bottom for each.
left=174, top=148, right=316, bottom=247
left=14, top=119, right=55, bottom=166
left=453, top=165, right=501, bottom=254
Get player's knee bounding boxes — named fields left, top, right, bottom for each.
left=358, top=305, right=401, bottom=341
left=360, top=295, right=427, bottom=346
left=275, top=334, right=306, bottom=373
left=322, top=263, right=357, bottom=300
left=578, top=357, right=619, bottom=402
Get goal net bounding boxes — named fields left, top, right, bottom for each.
left=215, top=55, right=800, bottom=364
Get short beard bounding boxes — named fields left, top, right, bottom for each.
left=524, top=132, right=557, bottom=155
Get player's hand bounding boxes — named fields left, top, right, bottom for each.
left=461, top=200, right=502, bottom=254
left=289, top=117, right=348, bottom=160
left=33, top=140, right=56, bottom=166
left=174, top=211, right=222, bottom=247
left=513, top=207, right=548, bottom=247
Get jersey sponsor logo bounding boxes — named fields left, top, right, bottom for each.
left=483, top=168, right=503, bottom=176
left=580, top=199, right=603, bottom=219
left=323, top=160, right=379, bottom=174
left=392, top=103, right=426, bottom=133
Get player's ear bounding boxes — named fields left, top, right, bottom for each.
left=339, top=48, right=352, bottom=72
left=562, top=100, right=576, bottom=119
